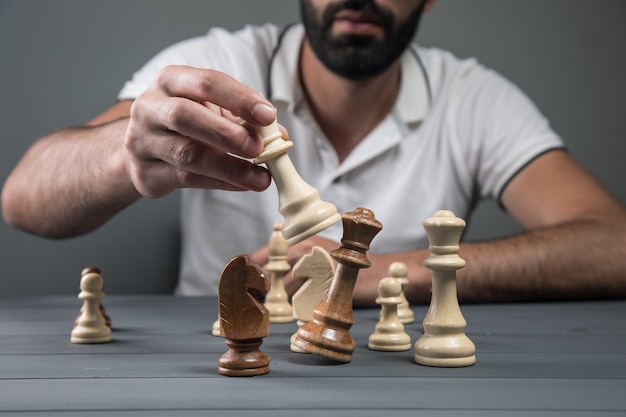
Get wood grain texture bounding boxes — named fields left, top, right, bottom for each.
left=0, top=295, right=624, bottom=414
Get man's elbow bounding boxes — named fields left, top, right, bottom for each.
left=1, top=181, right=63, bottom=239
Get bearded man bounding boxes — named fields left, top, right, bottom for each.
left=4, top=1, right=626, bottom=306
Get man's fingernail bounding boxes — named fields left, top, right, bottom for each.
left=242, top=135, right=263, bottom=158
left=249, top=169, right=271, bottom=190
left=252, top=102, right=276, bottom=124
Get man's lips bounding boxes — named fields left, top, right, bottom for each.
left=332, top=10, right=384, bottom=35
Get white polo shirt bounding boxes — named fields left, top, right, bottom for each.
left=118, top=24, right=564, bottom=295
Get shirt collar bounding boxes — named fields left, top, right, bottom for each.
left=269, top=23, right=430, bottom=124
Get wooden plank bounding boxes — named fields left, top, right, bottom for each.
left=1, top=327, right=625, bottom=355
left=1, top=296, right=624, bottom=415
left=0, top=352, right=624, bottom=379
left=0, top=378, right=624, bottom=412
left=0, top=410, right=623, bottom=417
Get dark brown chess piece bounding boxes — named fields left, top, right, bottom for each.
left=292, top=207, right=383, bottom=363
left=217, top=255, right=271, bottom=376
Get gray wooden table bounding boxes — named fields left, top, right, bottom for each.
left=0, top=295, right=624, bottom=416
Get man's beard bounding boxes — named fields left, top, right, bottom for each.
left=300, top=0, right=425, bottom=80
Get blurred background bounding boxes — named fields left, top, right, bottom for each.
left=1, top=0, right=625, bottom=296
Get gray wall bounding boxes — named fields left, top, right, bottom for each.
left=1, top=0, right=624, bottom=296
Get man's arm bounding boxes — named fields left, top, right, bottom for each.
left=268, top=150, right=626, bottom=307
left=393, top=150, right=626, bottom=306
left=1, top=66, right=277, bottom=238
left=1, top=102, right=139, bottom=237
left=456, top=149, right=626, bottom=302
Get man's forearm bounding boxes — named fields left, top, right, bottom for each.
left=457, top=218, right=626, bottom=302
left=1, top=118, right=140, bottom=238
left=354, top=216, right=626, bottom=307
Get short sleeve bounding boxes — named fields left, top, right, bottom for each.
left=463, top=69, right=565, bottom=201
left=117, top=24, right=280, bottom=101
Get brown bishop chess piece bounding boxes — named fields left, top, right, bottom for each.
left=263, top=223, right=294, bottom=323
left=71, top=267, right=111, bottom=344
left=217, top=255, right=271, bottom=376
left=245, top=118, right=341, bottom=246
left=292, top=207, right=383, bottom=363
left=414, top=210, right=476, bottom=367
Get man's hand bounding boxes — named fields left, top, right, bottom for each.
left=124, top=65, right=277, bottom=198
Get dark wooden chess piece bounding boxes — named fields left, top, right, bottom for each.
left=217, top=255, right=271, bottom=376
left=292, top=207, right=383, bottom=363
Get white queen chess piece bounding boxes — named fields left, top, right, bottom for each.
left=414, top=210, right=476, bottom=367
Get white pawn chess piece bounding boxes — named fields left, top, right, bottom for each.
left=368, top=277, right=411, bottom=351
left=264, top=223, right=294, bottom=323
left=414, top=210, right=475, bottom=367
left=388, top=262, right=414, bottom=324
left=244, top=118, right=341, bottom=246
left=212, top=316, right=221, bottom=337
left=289, top=246, right=334, bottom=352
left=71, top=268, right=111, bottom=344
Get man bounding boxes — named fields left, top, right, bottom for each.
left=2, top=0, right=626, bottom=307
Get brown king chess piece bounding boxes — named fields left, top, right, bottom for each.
left=245, top=118, right=341, bottom=246
left=217, top=255, right=271, bottom=376
left=292, top=207, right=383, bottom=363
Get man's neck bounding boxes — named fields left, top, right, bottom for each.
left=299, top=39, right=401, bottom=162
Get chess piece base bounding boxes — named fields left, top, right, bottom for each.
left=218, top=338, right=270, bottom=376
left=414, top=354, right=476, bottom=368
left=284, top=212, right=342, bottom=247
left=71, top=326, right=112, bottom=344
left=293, top=321, right=355, bottom=363
left=290, top=332, right=308, bottom=353
left=398, top=309, right=415, bottom=324
left=414, top=334, right=476, bottom=367
left=368, top=334, right=411, bottom=352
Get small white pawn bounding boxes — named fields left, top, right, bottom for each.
left=71, top=267, right=111, bottom=344
left=211, top=316, right=221, bottom=337
left=368, top=277, right=411, bottom=352
left=264, top=223, right=294, bottom=323
left=388, top=262, right=414, bottom=324
left=289, top=246, right=334, bottom=353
